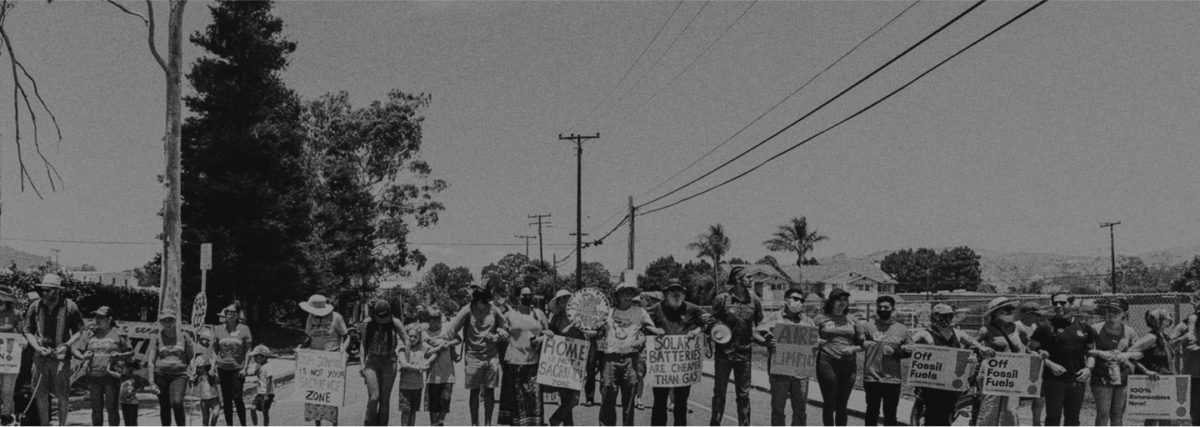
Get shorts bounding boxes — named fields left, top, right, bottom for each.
left=464, top=356, right=501, bottom=390
left=398, top=388, right=423, bottom=414
left=253, top=394, right=274, bottom=411
left=426, top=383, right=454, bottom=413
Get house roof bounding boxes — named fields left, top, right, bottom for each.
left=775, top=259, right=895, bottom=285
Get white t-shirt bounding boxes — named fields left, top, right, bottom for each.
left=600, top=307, right=653, bottom=354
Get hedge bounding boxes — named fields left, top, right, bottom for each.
left=0, top=271, right=160, bottom=322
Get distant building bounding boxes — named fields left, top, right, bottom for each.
left=66, top=270, right=141, bottom=288
left=775, top=258, right=898, bottom=303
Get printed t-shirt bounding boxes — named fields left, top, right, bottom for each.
left=214, top=323, right=253, bottom=371
left=447, top=306, right=507, bottom=361
left=246, top=362, right=274, bottom=395
left=816, top=314, right=860, bottom=360
left=503, top=308, right=545, bottom=365
left=600, top=306, right=653, bottom=355
left=155, top=333, right=195, bottom=376
left=1031, top=317, right=1096, bottom=381
left=863, top=320, right=908, bottom=384
left=423, top=326, right=456, bottom=384
left=195, top=373, right=220, bottom=400
left=306, top=312, right=348, bottom=351
left=85, top=327, right=130, bottom=377
left=712, top=289, right=764, bottom=362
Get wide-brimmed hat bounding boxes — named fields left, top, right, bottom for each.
left=548, top=289, right=572, bottom=313
left=665, top=278, right=686, bottom=293
left=615, top=281, right=640, bottom=296
left=300, top=294, right=335, bottom=317
left=984, top=296, right=1019, bottom=317
left=36, top=274, right=64, bottom=289
left=642, top=291, right=664, bottom=303
left=248, top=344, right=271, bottom=358
left=92, top=306, right=113, bottom=317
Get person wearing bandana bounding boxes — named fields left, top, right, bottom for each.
left=904, top=304, right=993, bottom=426
left=1029, top=293, right=1095, bottom=426
left=862, top=296, right=908, bottom=426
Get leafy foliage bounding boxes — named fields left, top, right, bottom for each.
left=1171, top=256, right=1200, bottom=293
left=880, top=246, right=982, bottom=292
left=687, top=224, right=730, bottom=285
left=763, top=217, right=828, bottom=268
left=414, top=262, right=473, bottom=313
left=0, top=272, right=159, bottom=321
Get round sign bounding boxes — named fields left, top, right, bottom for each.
left=711, top=322, right=733, bottom=344
left=566, top=288, right=611, bottom=331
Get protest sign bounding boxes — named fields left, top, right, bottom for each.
left=980, top=352, right=1042, bottom=398
left=295, top=349, right=348, bottom=407
left=537, top=335, right=590, bottom=390
left=769, top=323, right=818, bottom=379
left=1126, top=375, right=1191, bottom=420
left=904, top=344, right=974, bottom=391
left=644, top=334, right=703, bottom=388
left=0, top=333, right=26, bottom=374
left=566, top=288, right=610, bottom=331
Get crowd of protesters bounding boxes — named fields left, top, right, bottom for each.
left=3, top=270, right=1200, bottom=427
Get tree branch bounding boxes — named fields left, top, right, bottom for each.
left=104, top=0, right=166, bottom=72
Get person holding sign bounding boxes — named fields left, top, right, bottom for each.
left=759, top=288, right=815, bottom=426
left=1087, top=297, right=1141, bottom=426
left=1129, top=308, right=1179, bottom=426
left=544, top=290, right=586, bottom=426
left=1183, top=292, right=1200, bottom=426
left=862, top=295, right=909, bottom=426
left=24, top=273, right=85, bottom=427
left=815, top=288, right=866, bottom=426
left=498, top=287, right=549, bottom=426
left=976, top=296, right=1035, bottom=426
left=0, top=286, right=23, bottom=423
left=646, top=278, right=713, bottom=426
left=443, top=286, right=510, bottom=426
left=1029, top=293, right=1095, bottom=427
left=709, top=266, right=766, bottom=426
left=904, top=303, right=994, bottom=426
left=595, top=281, right=663, bottom=426
left=299, top=294, right=350, bottom=426
left=74, top=306, right=133, bottom=427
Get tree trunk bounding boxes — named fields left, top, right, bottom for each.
left=159, top=0, right=187, bottom=317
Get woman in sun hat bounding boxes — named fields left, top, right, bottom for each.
left=213, top=303, right=252, bottom=426
left=299, top=294, right=349, bottom=425
left=150, top=308, right=194, bottom=425
left=975, top=296, right=1036, bottom=426
left=905, top=303, right=993, bottom=426
left=74, top=306, right=132, bottom=426
left=1086, top=297, right=1139, bottom=426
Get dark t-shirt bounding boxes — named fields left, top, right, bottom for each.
left=646, top=302, right=710, bottom=336
left=1032, top=317, right=1096, bottom=381
left=711, top=289, right=763, bottom=362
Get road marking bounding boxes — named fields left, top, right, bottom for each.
left=687, top=399, right=740, bottom=423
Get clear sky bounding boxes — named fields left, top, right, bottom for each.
left=1, top=1, right=1198, bottom=279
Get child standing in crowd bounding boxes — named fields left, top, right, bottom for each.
left=398, top=323, right=432, bottom=426
left=191, top=354, right=223, bottom=426
left=246, top=345, right=275, bottom=426
left=423, top=308, right=459, bottom=426
left=112, top=359, right=154, bottom=426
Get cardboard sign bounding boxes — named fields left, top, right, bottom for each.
left=0, top=333, right=26, bottom=374
left=769, top=323, right=818, bottom=378
left=904, top=344, right=974, bottom=391
left=191, top=293, right=208, bottom=328
left=1126, top=375, right=1191, bottom=420
left=537, top=335, right=590, bottom=391
left=566, top=288, right=611, bottom=331
left=643, top=334, right=703, bottom=388
left=980, top=352, right=1043, bottom=398
left=200, top=243, right=213, bottom=270
left=294, top=349, right=348, bottom=408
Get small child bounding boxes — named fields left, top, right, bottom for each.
left=190, top=354, right=223, bottom=426
left=245, top=345, right=275, bottom=426
left=397, top=323, right=434, bottom=426
left=110, top=359, right=153, bottom=426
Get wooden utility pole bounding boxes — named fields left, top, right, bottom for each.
left=515, top=235, right=535, bottom=259
left=627, top=196, right=635, bottom=271
left=528, top=213, right=551, bottom=265
left=556, top=133, right=599, bottom=290
left=1101, top=221, right=1120, bottom=293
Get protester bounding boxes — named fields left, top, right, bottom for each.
left=584, top=332, right=602, bottom=408
left=190, top=354, right=223, bottom=426
left=975, top=296, right=1034, bottom=426
left=904, top=303, right=994, bottom=426
left=443, top=286, right=510, bottom=426
left=1015, top=304, right=1046, bottom=426
left=1029, top=293, right=1095, bottom=426
left=398, top=323, right=432, bottom=426
left=709, top=266, right=765, bottom=426
left=1184, top=292, right=1200, bottom=426
left=246, top=345, right=274, bottom=426
left=214, top=304, right=253, bottom=426
left=647, top=278, right=712, bottom=426
left=596, top=281, right=662, bottom=426
left=544, top=290, right=586, bottom=426
left=359, top=299, right=409, bottom=426
left=862, top=295, right=908, bottom=427
left=24, top=273, right=85, bottom=426
left=74, top=306, right=132, bottom=427
left=299, top=294, right=349, bottom=426
left=0, top=286, right=22, bottom=424
left=813, top=289, right=865, bottom=426
left=112, top=359, right=152, bottom=426
left=1130, top=308, right=1177, bottom=426
left=423, top=307, right=459, bottom=426
left=1088, top=297, right=1140, bottom=426
left=150, top=309, right=194, bottom=426
left=759, top=288, right=815, bottom=427
left=631, top=294, right=648, bottom=412
left=498, top=286, right=548, bottom=426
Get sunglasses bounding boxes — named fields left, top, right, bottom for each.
left=1052, top=301, right=1069, bottom=307
left=787, top=296, right=804, bottom=302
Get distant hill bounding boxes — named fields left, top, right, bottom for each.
left=1140, top=244, right=1200, bottom=267
left=0, top=245, right=51, bottom=271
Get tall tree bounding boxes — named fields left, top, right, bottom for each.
left=639, top=255, right=685, bottom=292
left=687, top=224, right=730, bottom=286
left=564, top=261, right=614, bottom=295
left=881, top=246, right=982, bottom=293
left=763, top=217, right=829, bottom=281
left=180, top=0, right=314, bottom=323
left=1171, top=256, right=1200, bottom=293
left=416, top=263, right=473, bottom=312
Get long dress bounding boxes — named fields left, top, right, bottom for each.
left=497, top=307, right=546, bottom=426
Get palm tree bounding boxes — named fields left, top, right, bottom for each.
left=687, top=224, right=731, bottom=286
left=763, top=217, right=829, bottom=276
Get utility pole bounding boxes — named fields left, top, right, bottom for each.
left=1101, top=221, right=1120, bottom=293
left=557, top=133, right=599, bottom=290
left=627, top=196, right=635, bottom=271
left=528, top=213, right=551, bottom=265
left=515, top=235, right=536, bottom=259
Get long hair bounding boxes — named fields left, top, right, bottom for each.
left=823, top=297, right=848, bottom=316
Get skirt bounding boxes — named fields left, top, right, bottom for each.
left=497, top=363, right=543, bottom=426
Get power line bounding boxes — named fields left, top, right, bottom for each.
left=1, top=237, right=159, bottom=245
left=636, top=0, right=920, bottom=200
left=639, top=0, right=1049, bottom=216
left=592, top=1, right=712, bottom=128
left=409, top=241, right=576, bottom=248
left=575, top=0, right=685, bottom=129
left=638, top=0, right=970, bottom=210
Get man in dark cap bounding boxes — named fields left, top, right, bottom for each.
left=646, top=278, right=713, bottom=425
left=709, top=266, right=765, bottom=425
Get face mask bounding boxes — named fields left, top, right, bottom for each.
left=520, top=297, right=533, bottom=307
left=933, top=315, right=953, bottom=329
left=876, top=310, right=893, bottom=321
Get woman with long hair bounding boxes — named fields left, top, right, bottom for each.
left=359, top=299, right=409, bottom=426
left=975, top=297, right=1034, bottom=426
left=1087, top=297, right=1140, bottom=426
left=1131, top=308, right=1178, bottom=426
left=814, top=289, right=865, bottom=426
left=74, top=306, right=132, bottom=426
left=150, top=309, right=194, bottom=426
left=213, top=304, right=252, bottom=426
left=497, top=287, right=548, bottom=426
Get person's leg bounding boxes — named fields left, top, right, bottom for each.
left=863, top=382, right=881, bottom=426
left=881, top=383, right=900, bottom=426
left=1032, top=397, right=1045, bottom=427
left=1191, top=378, right=1200, bottom=427
left=770, top=375, right=789, bottom=426
left=921, top=389, right=955, bottom=426
left=673, top=386, right=691, bottom=426
left=835, top=358, right=855, bottom=426
left=121, top=404, right=140, bottom=426
left=263, top=396, right=273, bottom=426
left=362, top=364, right=382, bottom=426
left=201, top=400, right=212, bottom=426
left=88, top=377, right=105, bottom=426
left=218, top=369, right=236, bottom=426
left=497, top=363, right=515, bottom=425
left=600, top=356, right=618, bottom=426
left=1108, top=385, right=1128, bottom=426
left=170, top=375, right=188, bottom=425
left=482, top=387, right=496, bottom=426
left=619, top=359, right=638, bottom=426
left=251, top=396, right=260, bottom=426
left=651, top=387, right=670, bottom=426
left=233, top=373, right=248, bottom=426
left=710, top=357, right=732, bottom=426
left=1092, top=385, right=1112, bottom=426
left=790, top=378, right=808, bottom=426
left=53, top=360, right=70, bottom=426
left=815, top=356, right=837, bottom=426
left=1042, top=380, right=1066, bottom=426
left=31, top=358, right=50, bottom=427
left=732, top=360, right=752, bottom=426
left=155, top=374, right=174, bottom=426
left=376, top=364, right=397, bottom=426
left=469, top=389, right=482, bottom=426
left=585, top=348, right=600, bottom=405
left=0, top=373, right=15, bottom=418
